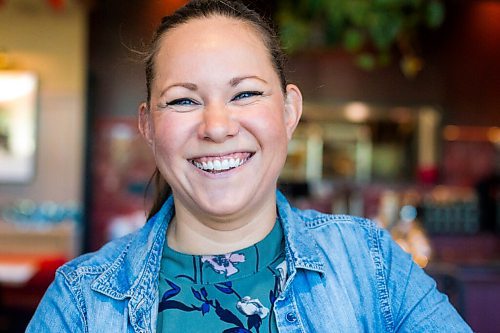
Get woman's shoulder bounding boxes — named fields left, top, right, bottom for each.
left=288, top=207, right=392, bottom=262
left=277, top=192, right=381, bottom=251
left=56, top=231, right=137, bottom=283
left=292, top=207, right=378, bottom=235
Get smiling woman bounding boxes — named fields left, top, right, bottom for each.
left=138, top=14, right=302, bottom=255
left=27, top=1, right=472, bottom=332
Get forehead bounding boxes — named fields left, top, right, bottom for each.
left=154, top=16, right=274, bottom=78
left=161, top=15, right=266, bottom=49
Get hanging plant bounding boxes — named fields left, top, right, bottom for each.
left=276, top=0, right=445, bottom=77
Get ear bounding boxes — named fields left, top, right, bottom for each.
left=138, top=102, right=154, bottom=147
left=284, top=84, right=303, bottom=140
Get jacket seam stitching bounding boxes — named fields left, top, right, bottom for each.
left=372, top=227, right=395, bottom=332
left=303, top=215, right=371, bottom=229
left=288, top=286, right=307, bottom=333
left=127, top=217, right=167, bottom=331
left=59, top=271, right=88, bottom=332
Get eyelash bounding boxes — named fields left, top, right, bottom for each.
left=232, top=91, right=264, bottom=101
left=160, top=91, right=264, bottom=109
left=165, top=98, right=199, bottom=107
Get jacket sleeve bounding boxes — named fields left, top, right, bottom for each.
left=26, top=271, right=86, bottom=333
left=378, top=227, right=473, bottom=333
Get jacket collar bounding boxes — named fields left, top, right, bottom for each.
left=92, top=195, right=174, bottom=300
left=91, top=196, right=174, bottom=331
left=92, top=190, right=324, bottom=299
left=276, top=190, right=325, bottom=275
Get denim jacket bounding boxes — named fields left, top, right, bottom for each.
left=27, top=191, right=472, bottom=332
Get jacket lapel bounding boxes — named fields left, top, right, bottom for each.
left=91, top=196, right=175, bottom=332
left=276, top=190, right=325, bottom=275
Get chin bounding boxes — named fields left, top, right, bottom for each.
left=197, top=193, right=250, bottom=217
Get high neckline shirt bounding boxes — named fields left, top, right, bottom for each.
left=156, top=220, right=286, bottom=333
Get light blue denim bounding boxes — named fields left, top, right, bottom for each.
left=27, top=191, right=472, bottom=332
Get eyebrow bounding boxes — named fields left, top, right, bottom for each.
left=161, top=75, right=267, bottom=95
left=164, top=82, right=198, bottom=91
left=230, top=75, right=268, bottom=86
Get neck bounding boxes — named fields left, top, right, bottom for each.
left=167, top=192, right=277, bottom=255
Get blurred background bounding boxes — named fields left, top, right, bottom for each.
left=0, top=0, right=498, bottom=331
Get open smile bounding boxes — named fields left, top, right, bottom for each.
left=189, top=152, right=254, bottom=174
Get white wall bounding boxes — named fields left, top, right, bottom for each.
left=0, top=0, right=87, bottom=205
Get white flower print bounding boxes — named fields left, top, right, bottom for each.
left=275, top=260, right=287, bottom=293
left=201, top=253, right=245, bottom=277
left=236, top=296, right=269, bottom=319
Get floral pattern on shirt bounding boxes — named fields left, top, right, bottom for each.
left=236, top=297, right=269, bottom=319
left=201, top=253, right=245, bottom=277
left=158, top=259, right=287, bottom=333
left=159, top=279, right=271, bottom=332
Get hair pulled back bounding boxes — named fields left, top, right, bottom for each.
left=144, top=0, right=288, bottom=219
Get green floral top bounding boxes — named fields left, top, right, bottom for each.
left=157, top=220, right=286, bottom=333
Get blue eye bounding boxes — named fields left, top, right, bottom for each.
left=232, top=91, right=263, bottom=101
left=166, top=98, right=198, bottom=106
left=157, top=98, right=201, bottom=112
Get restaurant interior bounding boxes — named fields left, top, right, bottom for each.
left=0, top=0, right=498, bottom=331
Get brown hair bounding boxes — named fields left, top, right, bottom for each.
left=144, top=0, right=288, bottom=219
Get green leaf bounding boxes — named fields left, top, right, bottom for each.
left=377, top=51, right=392, bottom=67
left=343, top=29, right=365, bottom=51
left=279, top=14, right=311, bottom=53
left=346, top=0, right=370, bottom=27
left=326, top=0, right=348, bottom=28
left=356, top=53, right=376, bottom=70
left=426, top=1, right=445, bottom=28
left=373, top=0, right=402, bottom=6
left=369, top=11, right=402, bottom=50
left=308, top=0, right=323, bottom=15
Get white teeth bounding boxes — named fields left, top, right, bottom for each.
left=192, top=156, right=250, bottom=172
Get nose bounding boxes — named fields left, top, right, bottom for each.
left=198, top=105, right=239, bottom=143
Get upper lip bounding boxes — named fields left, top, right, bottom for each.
left=187, top=150, right=255, bottom=159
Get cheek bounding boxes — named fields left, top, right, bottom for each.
left=256, top=106, right=288, bottom=142
left=151, top=115, right=189, bottom=158
left=243, top=106, right=289, bottom=157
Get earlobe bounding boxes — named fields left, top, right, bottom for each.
left=284, top=84, right=303, bottom=140
left=138, top=102, right=154, bottom=146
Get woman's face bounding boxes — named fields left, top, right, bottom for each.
left=140, top=16, right=302, bottom=221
